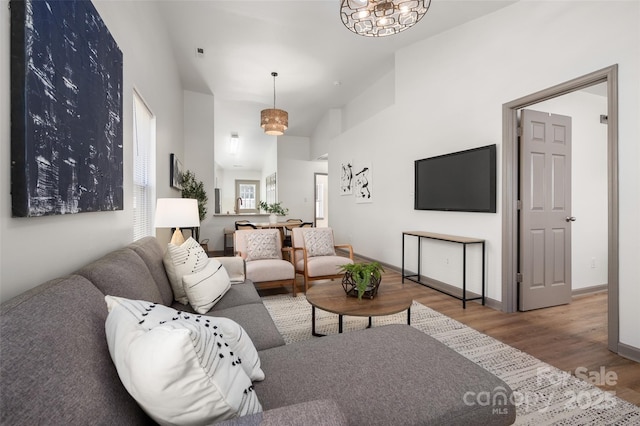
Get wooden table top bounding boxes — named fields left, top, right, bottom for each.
left=252, top=221, right=302, bottom=229
left=403, top=231, right=484, bottom=244
left=305, top=279, right=413, bottom=318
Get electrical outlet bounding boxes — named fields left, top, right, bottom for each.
left=445, top=258, right=449, bottom=265
left=591, top=258, right=596, bottom=268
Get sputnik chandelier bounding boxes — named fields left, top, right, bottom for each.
left=340, top=0, right=431, bottom=37
left=260, top=72, right=288, bottom=136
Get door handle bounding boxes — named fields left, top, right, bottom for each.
left=565, top=216, right=577, bottom=222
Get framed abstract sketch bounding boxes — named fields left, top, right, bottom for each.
left=354, top=162, right=373, bottom=203
left=170, top=153, right=183, bottom=190
left=340, top=161, right=353, bottom=195
left=10, top=0, right=123, bottom=217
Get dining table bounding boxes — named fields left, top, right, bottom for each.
left=251, top=220, right=302, bottom=229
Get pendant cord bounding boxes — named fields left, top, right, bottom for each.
left=272, top=72, right=277, bottom=108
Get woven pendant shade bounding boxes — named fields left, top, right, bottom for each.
left=260, top=108, right=288, bottom=136
left=260, top=72, right=288, bottom=136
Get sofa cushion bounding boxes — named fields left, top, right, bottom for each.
left=163, top=237, right=209, bottom=305
left=105, top=296, right=263, bottom=425
left=211, top=281, right=263, bottom=310
left=0, top=276, right=149, bottom=425
left=183, top=258, right=231, bottom=314
left=209, top=303, right=286, bottom=351
left=173, top=281, right=263, bottom=314
left=76, top=248, right=163, bottom=303
left=128, top=236, right=174, bottom=306
left=217, top=399, right=347, bottom=426
left=254, top=324, right=516, bottom=426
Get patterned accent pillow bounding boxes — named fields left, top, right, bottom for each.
left=105, top=296, right=264, bottom=425
left=246, top=232, right=280, bottom=261
left=183, top=258, right=231, bottom=314
left=163, top=237, right=209, bottom=305
left=303, top=228, right=336, bottom=257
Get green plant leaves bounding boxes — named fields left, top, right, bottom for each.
left=181, top=170, right=208, bottom=221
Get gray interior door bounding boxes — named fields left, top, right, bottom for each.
left=519, top=109, right=573, bottom=311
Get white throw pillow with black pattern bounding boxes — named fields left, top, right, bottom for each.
left=245, top=232, right=280, bottom=261
left=303, top=228, right=336, bottom=257
left=163, top=237, right=208, bottom=305
left=183, top=258, right=231, bottom=314
left=104, top=296, right=263, bottom=425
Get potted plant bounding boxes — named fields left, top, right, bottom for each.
left=181, top=170, right=208, bottom=242
left=340, top=262, right=384, bottom=300
left=259, top=201, right=289, bottom=224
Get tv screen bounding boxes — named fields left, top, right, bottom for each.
left=415, top=144, right=496, bottom=213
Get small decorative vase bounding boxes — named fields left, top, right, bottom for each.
left=269, top=213, right=277, bottom=224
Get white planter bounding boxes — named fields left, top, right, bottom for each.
left=269, top=213, right=277, bottom=224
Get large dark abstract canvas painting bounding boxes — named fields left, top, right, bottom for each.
left=10, top=0, right=123, bottom=217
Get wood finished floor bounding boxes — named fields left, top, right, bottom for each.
left=258, top=267, right=640, bottom=407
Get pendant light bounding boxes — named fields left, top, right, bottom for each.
left=260, top=72, right=288, bottom=136
left=340, top=0, right=431, bottom=37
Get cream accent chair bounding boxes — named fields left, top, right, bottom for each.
left=234, top=229, right=297, bottom=296
left=292, top=227, right=354, bottom=293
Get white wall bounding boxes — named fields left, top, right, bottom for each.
left=342, top=70, right=395, bottom=132
left=328, top=1, right=639, bottom=349
left=0, top=0, right=184, bottom=303
left=310, top=109, right=341, bottom=160
left=278, top=136, right=328, bottom=223
left=532, top=89, right=608, bottom=291
left=261, top=140, right=278, bottom=203
left=183, top=90, right=215, bottom=242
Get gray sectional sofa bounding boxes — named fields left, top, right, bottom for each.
left=0, top=236, right=516, bottom=425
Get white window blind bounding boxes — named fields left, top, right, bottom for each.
left=133, top=92, right=155, bottom=241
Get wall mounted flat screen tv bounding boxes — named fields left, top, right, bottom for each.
left=415, top=144, right=496, bottom=213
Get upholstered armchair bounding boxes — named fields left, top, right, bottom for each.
left=234, top=229, right=297, bottom=296
left=291, top=227, right=354, bottom=293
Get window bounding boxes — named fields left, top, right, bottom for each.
left=133, top=92, right=155, bottom=241
left=235, top=179, right=260, bottom=213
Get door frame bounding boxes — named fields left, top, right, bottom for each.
left=313, top=172, right=328, bottom=227
left=501, top=65, right=619, bottom=352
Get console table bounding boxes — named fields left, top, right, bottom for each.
left=402, top=231, right=485, bottom=308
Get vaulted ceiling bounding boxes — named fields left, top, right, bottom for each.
left=156, top=1, right=517, bottom=169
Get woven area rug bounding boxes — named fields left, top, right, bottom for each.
left=262, top=294, right=640, bottom=425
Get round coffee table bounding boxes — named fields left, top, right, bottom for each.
left=305, top=279, right=413, bottom=336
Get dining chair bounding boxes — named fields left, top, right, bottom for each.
left=291, top=227, right=354, bottom=293
left=235, top=220, right=257, bottom=230
left=234, top=229, right=297, bottom=296
left=282, top=219, right=303, bottom=247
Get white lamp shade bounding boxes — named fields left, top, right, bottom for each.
left=155, top=198, right=200, bottom=229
